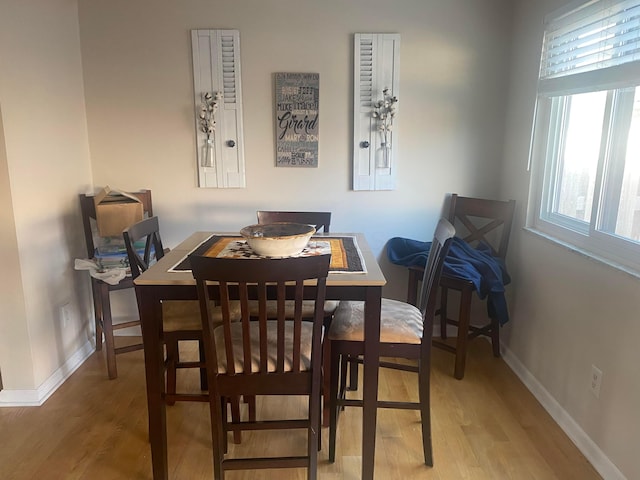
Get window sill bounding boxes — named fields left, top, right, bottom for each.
left=523, top=226, right=640, bottom=281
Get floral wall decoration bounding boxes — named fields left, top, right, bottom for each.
left=353, top=33, right=400, bottom=191
left=191, top=29, right=245, bottom=188
left=372, top=87, right=398, bottom=168
left=198, top=91, right=222, bottom=168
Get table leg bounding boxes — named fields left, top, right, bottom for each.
left=362, top=286, right=382, bottom=480
left=138, top=287, right=168, bottom=480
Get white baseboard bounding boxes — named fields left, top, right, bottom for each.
left=501, top=345, right=626, bottom=480
left=0, top=340, right=94, bottom=407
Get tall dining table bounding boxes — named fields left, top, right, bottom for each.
left=134, top=231, right=386, bottom=480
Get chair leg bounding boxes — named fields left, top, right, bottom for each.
left=328, top=347, right=341, bottom=463
left=244, top=395, right=256, bottom=422
left=347, top=356, right=359, bottom=391
left=490, top=317, right=501, bottom=357
left=198, top=338, right=208, bottom=390
left=221, top=397, right=229, bottom=453
left=453, top=289, right=473, bottom=380
left=322, top=335, right=331, bottom=427
left=98, top=282, right=117, bottom=379
left=92, top=280, right=103, bottom=351
left=165, top=339, right=179, bottom=406
left=439, top=286, right=449, bottom=340
left=308, top=375, right=321, bottom=480
left=210, top=395, right=225, bottom=479
left=339, top=355, right=348, bottom=401
left=230, top=397, right=243, bottom=444
left=418, top=357, right=433, bottom=466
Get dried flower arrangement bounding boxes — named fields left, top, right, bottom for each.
left=198, top=91, right=223, bottom=140
left=372, top=87, right=398, bottom=149
left=372, top=87, right=398, bottom=167
left=198, top=92, right=222, bottom=167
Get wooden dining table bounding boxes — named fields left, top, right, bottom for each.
left=134, top=231, right=386, bottom=480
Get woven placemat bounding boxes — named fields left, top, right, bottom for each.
left=170, top=235, right=365, bottom=274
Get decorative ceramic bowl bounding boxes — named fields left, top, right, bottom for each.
left=240, top=222, right=316, bottom=257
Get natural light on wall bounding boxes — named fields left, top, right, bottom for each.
left=529, top=0, right=640, bottom=273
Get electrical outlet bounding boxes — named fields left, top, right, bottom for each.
left=590, top=365, right=603, bottom=398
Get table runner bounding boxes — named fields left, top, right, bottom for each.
left=169, top=235, right=366, bottom=274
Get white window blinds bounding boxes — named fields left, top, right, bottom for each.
left=539, top=0, right=640, bottom=95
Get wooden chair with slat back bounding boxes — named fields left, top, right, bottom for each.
left=407, top=194, right=515, bottom=379
left=328, top=218, right=455, bottom=467
left=257, top=210, right=331, bottom=233
left=123, top=217, right=205, bottom=402
left=254, top=210, right=337, bottom=316
left=78, top=189, right=152, bottom=379
left=190, top=253, right=331, bottom=479
left=256, top=209, right=338, bottom=426
left=123, top=216, right=253, bottom=443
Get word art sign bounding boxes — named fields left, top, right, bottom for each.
left=275, top=72, right=319, bottom=167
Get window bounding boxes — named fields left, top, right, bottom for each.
left=530, top=0, right=640, bottom=272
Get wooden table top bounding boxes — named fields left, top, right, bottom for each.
left=134, top=231, right=386, bottom=288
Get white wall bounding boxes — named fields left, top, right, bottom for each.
left=0, top=0, right=513, bottom=399
left=502, top=1, right=640, bottom=479
left=0, top=104, right=32, bottom=391
left=0, top=0, right=94, bottom=399
left=76, top=0, right=513, bottom=282
left=1, top=0, right=635, bottom=478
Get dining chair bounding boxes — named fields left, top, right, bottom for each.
left=79, top=190, right=153, bottom=379
left=328, top=218, right=455, bottom=467
left=257, top=210, right=331, bottom=233
left=123, top=216, right=251, bottom=442
left=406, top=194, right=515, bottom=379
left=190, top=253, right=331, bottom=480
left=254, top=210, right=337, bottom=317
left=257, top=209, right=339, bottom=425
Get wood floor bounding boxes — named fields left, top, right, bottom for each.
left=0, top=339, right=601, bottom=480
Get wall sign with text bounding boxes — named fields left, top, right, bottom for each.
left=275, top=72, right=319, bottom=168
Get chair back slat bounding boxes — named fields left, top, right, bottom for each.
left=418, top=218, right=456, bottom=319
left=191, top=254, right=330, bottom=378
left=217, top=280, right=237, bottom=375
left=257, top=210, right=332, bottom=233
left=292, top=282, right=304, bottom=372
left=447, top=194, right=515, bottom=260
left=257, top=282, right=269, bottom=372
left=236, top=284, right=252, bottom=375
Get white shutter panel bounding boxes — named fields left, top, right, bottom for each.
left=354, top=34, right=376, bottom=191
left=353, top=33, right=400, bottom=191
left=191, top=29, right=245, bottom=188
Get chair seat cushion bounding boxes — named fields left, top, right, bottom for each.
left=213, top=321, right=318, bottom=373
left=328, top=298, right=422, bottom=344
left=161, top=300, right=242, bottom=332
left=248, top=300, right=339, bottom=318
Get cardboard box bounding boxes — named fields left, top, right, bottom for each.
left=94, top=186, right=144, bottom=237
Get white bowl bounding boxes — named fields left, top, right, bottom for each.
left=240, top=222, right=316, bottom=257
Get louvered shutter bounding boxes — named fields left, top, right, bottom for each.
left=191, top=29, right=245, bottom=188
left=353, top=33, right=400, bottom=191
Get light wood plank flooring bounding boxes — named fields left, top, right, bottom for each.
left=0, top=339, right=601, bottom=479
